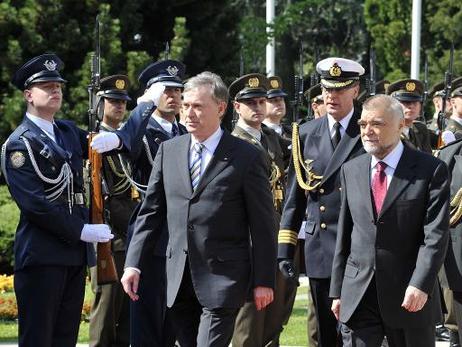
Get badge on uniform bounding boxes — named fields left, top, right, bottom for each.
left=10, top=151, right=26, bottom=168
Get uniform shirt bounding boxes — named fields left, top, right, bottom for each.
left=152, top=111, right=179, bottom=137
left=370, top=140, right=404, bottom=189
left=327, top=108, right=354, bottom=139
left=236, top=119, right=261, bottom=141
left=26, top=112, right=58, bottom=143
left=262, top=120, right=283, bottom=136
left=190, top=126, right=223, bottom=176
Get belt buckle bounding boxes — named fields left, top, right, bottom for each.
left=74, top=193, right=84, bottom=205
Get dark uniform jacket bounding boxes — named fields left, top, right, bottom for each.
left=126, top=131, right=277, bottom=309
left=438, top=138, right=462, bottom=292
left=446, top=118, right=462, bottom=139
left=330, top=146, right=449, bottom=329
left=116, top=102, right=187, bottom=256
left=278, top=109, right=364, bottom=278
left=2, top=116, right=94, bottom=270
left=405, top=121, right=432, bottom=153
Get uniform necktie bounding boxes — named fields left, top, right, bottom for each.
left=53, top=123, right=65, bottom=149
left=372, top=161, right=387, bottom=215
left=332, top=122, right=341, bottom=149
left=171, top=123, right=179, bottom=137
left=190, top=143, right=204, bottom=190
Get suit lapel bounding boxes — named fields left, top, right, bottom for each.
left=149, top=117, right=171, bottom=138
left=357, top=154, right=374, bottom=221
left=191, top=131, right=234, bottom=199
left=321, top=111, right=361, bottom=184
left=378, top=146, right=417, bottom=218
left=174, top=134, right=194, bottom=196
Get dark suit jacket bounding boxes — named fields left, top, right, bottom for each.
left=438, top=138, right=462, bottom=291
left=330, top=145, right=450, bottom=329
left=125, top=130, right=277, bottom=309
left=4, top=116, right=94, bottom=270
left=278, top=109, right=364, bottom=278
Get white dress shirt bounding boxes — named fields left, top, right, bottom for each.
left=262, top=120, right=283, bottom=136
left=26, top=112, right=57, bottom=143
left=236, top=119, right=261, bottom=142
left=327, top=108, right=354, bottom=139
left=152, top=112, right=179, bottom=136
left=190, top=126, right=223, bottom=176
left=370, top=141, right=404, bottom=189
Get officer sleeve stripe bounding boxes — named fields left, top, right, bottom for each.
left=278, top=229, right=298, bottom=245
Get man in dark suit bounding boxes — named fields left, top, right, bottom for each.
left=89, top=75, right=135, bottom=347
left=119, top=71, right=276, bottom=347
left=330, top=94, right=449, bottom=346
left=91, top=60, right=186, bottom=346
left=1, top=54, right=112, bottom=347
left=277, top=57, right=365, bottom=347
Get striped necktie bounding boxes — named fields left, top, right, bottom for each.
left=190, top=143, right=204, bottom=190
left=171, top=123, right=179, bottom=137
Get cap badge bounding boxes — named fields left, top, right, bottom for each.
left=406, top=82, right=416, bottom=92
left=329, top=63, right=342, bottom=77
left=43, top=60, right=57, bottom=71
left=248, top=77, right=260, bottom=88
left=270, top=79, right=279, bottom=89
left=115, top=79, right=125, bottom=90
left=166, top=65, right=179, bottom=76
left=384, top=83, right=390, bottom=92
left=10, top=151, right=25, bottom=168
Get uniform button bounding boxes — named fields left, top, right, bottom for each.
left=320, top=223, right=327, bottom=229
left=320, top=206, right=326, bottom=212
left=319, top=188, right=325, bottom=194
left=338, top=187, right=342, bottom=191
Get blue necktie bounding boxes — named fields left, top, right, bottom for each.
left=190, top=143, right=203, bottom=190
left=53, top=123, right=65, bottom=149
left=171, top=123, right=179, bottom=138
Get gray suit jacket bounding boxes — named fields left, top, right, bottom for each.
left=330, top=145, right=449, bottom=329
left=125, top=130, right=277, bottom=309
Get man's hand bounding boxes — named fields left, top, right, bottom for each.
left=121, top=268, right=140, bottom=301
left=278, top=259, right=297, bottom=283
left=254, top=286, right=274, bottom=311
left=401, top=285, right=428, bottom=312
left=331, top=298, right=341, bottom=320
left=90, top=132, right=121, bottom=153
left=137, top=82, right=165, bottom=106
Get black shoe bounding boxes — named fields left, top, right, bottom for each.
left=436, top=325, right=451, bottom=342
left=450, top=330, right=461, bottom=347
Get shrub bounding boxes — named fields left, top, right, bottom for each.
left=0, top=185, right=19, bottom=274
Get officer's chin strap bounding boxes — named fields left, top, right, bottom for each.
left=22, top=137, right=74, bottom=213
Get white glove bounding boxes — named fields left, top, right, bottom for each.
left=137, top=82, right=165, bottom=106
left=442, top=130, right=456, bottom=145
left=80, top=224, right=114, bottom=243
left=90, top=132, right=121, bottom=153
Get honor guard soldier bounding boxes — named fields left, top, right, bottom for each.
left=387, top=79, right=433, bottom=153
left=428, top=80, right=452, bottom=132
left=263, top=76, right=292, bottom=141
left=305, top=83, right=327, bottom=119
left=1, top=53, right=113, bottom=347
left=229, top=73, right=286, bottom=347
left=447, top=77, right=462, bottom=137
left=89, top=75, right=136, bottom=347
left=277, top=57, right=365, bottom=347
left=91, top=59, right=186, bottom=347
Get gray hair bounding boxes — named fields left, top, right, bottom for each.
left=184, top=71, right=229, bottom=103
left=362, top=94, right=404, bottom=119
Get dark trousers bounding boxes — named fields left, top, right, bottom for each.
left=169, top=262, right=239, bottom=347
left=89, top=251, right=130, bottom=347
left=309, top=277, right=342, bottom=347
left=342, top=280, right=434, bottom=347
left=130, top=255, right=175, bottom=347
left=14, top=265, right=86, bottom=347
left=452, top=291, right=462, bottom=342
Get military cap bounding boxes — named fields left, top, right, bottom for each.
left=451, top=77, right=462, bottom=97
left=387, top=79, right=424, bottom=102
left=12, top=53, right=67, bottom=90
left=267, top=76, right=288, bottom=99
left=97, top=74, right=131, bottom=101
left=229, top=73, right=269, bottom=101
left=357, top=80, right=390, bottom=104
left=429, top=81, right=445, bottom=98
left=316, top=57, right=365, bottom=89
left=304, top=83, right=323, bottom=103
left=138, top=59, right=185, bottom=88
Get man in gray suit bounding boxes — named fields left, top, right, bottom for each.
left=120, top=71, right=277, bottom=347
left=330, top=94, right=450, bottom=346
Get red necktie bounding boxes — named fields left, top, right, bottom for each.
left=372, top=161, right=387, bottom=214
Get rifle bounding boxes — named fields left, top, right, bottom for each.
left=164, top=42, right=170, bottom=60
left=368, top=47, right=376, bottom=96
left=437, top=43, right=454, bottom=148
left=231, top=50, right=245, bottom=131
left=421, top=54, right=429, bottom=122
left=87, top=16, right=118, bottom=285
left=292, top=43, right=304, bottom=123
